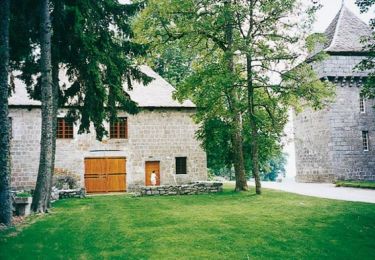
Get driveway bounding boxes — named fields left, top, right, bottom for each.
left=248, top=179, right=375, bottom=204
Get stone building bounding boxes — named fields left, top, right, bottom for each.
left=8, top=66, right=207, bottom=192
left=294, top=6, right=375, bottom=182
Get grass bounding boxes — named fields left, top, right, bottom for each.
left=1, top=185, right=375, bottom=259
left=336, top=181, right=375, bottom=190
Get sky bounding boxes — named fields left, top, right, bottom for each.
left=312, top=0, right=373, bottom=32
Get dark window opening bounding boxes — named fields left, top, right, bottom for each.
left=362, top=131, right=369, bottom=151
left=8, top=117, right=12, bottom=139
left=110, top=117, right=128, bottom=139
left=57, top=118, right=74, bottom=139
left=176, top=157, right=187, bottom=175
left=360, top=96, right=366, bottom=113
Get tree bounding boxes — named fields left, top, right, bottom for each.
left=134, top=0, right=334, bottom=194
left=355, top=0, right=375, bottom=99
left=261, top=154, right=287, bottom=181
left=31, top=0, right=54, bottom=213
left=147, top=44, right=194, bottom=87
left=9, top=0, right=149, bottom=211
left=135, top=0, right=250, bottom=191
left=0, top=0, right=12, bottom=226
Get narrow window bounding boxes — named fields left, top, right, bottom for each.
left=8, top=117, right=12, bottom=139
left=360, top=96, right=366, bottom=113
left=176, top=157, right=187, bottom=175
left=110, top=117, right=128, bottom=139
left=57, top=118, right=74, bottom=139
left=362, top=131, right=369, bottom=151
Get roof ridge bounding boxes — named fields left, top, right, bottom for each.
left=325, top=5, right=345, bottom=51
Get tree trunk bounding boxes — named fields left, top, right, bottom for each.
left=0, top=0, right=12, bottom=226
left=47, top=0, right=63, bottom=207
left=47, top=59, right=59, bottom=208
left=32, top=0, right=54, bottom=213
left=224, top=0, right=248, bottom=191
left=246, top=54, right=261, bottom=195
left=231, top=122, right=248, bottom=192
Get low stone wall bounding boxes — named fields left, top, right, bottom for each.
left=51, top=187, right=86, bottom=201
left=138, top=182, right=223, bottom=196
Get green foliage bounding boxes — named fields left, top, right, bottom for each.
left=1, top=187, right=375, bottom=258
left=10, top=0, right=150, bottom=140
left=261, top=153, right=287, bottom=181
left=306, top=33, right=327, bottom=53
left=355, top=0, right=375, bottom=103
left=336, top=180, right=375, bottom=190
left=134, top=0, right=334, bottom=180
left=15, top=192, right=32, bottom=198
left=356, top=0, right=375, bottom=13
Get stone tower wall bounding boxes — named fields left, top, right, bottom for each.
left=330, top=85, right=375, bottom=181
left=294, top=107, right=334, bottom=182
left=295, top=54, right=375, bottom=182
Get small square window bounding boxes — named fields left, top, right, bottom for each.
left=176, top=157, right=187, bottom=175
left=57, top=118, right=74, bottom=139
left=362, top=131, right=369, bottom=151
left=110, top=117, right=128, bottom=139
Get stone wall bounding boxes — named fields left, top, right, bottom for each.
left=9, top=108, right=207, bottom=190
left=137, top=182, right=223, bottom=196
left=294, top=54, right=375, bottom=182
left=294, top=107, right=334, bottom=182
left=9, top=109, right=41, bottom=188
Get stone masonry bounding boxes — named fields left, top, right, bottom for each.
left=9, top=108, right=207, bottom=190
left=138, top=182, right=223, bottom=196
left=294, top=6, right=375, bottom=182
left=294, top=80, right=375, bottom=182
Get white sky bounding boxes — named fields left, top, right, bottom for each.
left=312, top=0, right=373, bottom=32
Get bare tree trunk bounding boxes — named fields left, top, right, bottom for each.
left=32, top=0, right=54, bottom=213
left=0, top=0, right=12, bottom=226
left=246, top=54, right=261, bottom=195
left=47, top=0, right=63, bottom=207
left=47, top=59, right=59, bottom=208
left=224, top=0, right=248, bottom=191
left=231, top=121, right=248, bottom=191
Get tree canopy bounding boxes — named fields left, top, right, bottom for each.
left=10, top=0, right=151, bottom=140
left=134, top=0, right=334, bottom=193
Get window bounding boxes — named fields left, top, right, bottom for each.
left=8, top=117, right=12, bottom=139
left=110, top=117, right=128, bottom=139
left=362, top=131, right=369, bottom=151
left=360, top=96, right=366, bottom=113
left=176, top=157, right=187, bottom=175
left=57, top=118, right=74, bottom=139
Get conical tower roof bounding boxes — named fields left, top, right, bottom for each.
left=322, top=5, right=372, bottom=53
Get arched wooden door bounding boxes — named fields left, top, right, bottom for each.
left=84, top=157, right=126, bottom=193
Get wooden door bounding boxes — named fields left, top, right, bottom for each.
left=84, top=157, right=126, bottom=193
left=145, top=161, right=160, bottom=186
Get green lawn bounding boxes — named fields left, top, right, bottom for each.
left=1, top=186, right=375, bottom=259
left=336, top=180, right=375, bottom=190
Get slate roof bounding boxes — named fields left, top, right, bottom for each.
left=322, top=5, right=373, bottom=53
left=127, top=65, right=195, bottom=108
left=8, top=65, right=195, bottom=108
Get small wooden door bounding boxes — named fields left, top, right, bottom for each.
left=84, top=157, right=126, bottom=193
left=145, top=161, right=160, bottom=186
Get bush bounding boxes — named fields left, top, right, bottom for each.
left=335, top=181, right=375, bottom=190
left=15, top=192, right=32, bottom=198
left=53, top=168, right=80, bottom=189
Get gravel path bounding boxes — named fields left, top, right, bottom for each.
left=247, top=179, right=375, bottom=204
